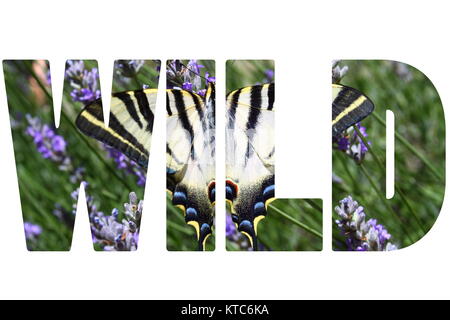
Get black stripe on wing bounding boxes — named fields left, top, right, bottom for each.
left=75, top=95, right=150, bottom=168
left=133, top=90, right=154, bottom=132
left=267, top=83, right=274, bottom=110
left=227, top=87, right=242, bottom=130
left=171, top=90, right=195, bottom=139
left=332, top=84, right=374, bottom=138
left=114, top=92, right=144, bottom=129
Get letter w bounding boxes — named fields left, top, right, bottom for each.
left=3, top=59, right=160, bottom=251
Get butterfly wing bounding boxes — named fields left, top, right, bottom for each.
left=76, top=89, right=156, bottom=168
left=332, top=84, right=375, bottom=138
left=226, top=83, right=275, bottom=250
left=166, top=84, right=216, bottom=250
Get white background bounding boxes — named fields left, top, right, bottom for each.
left=0, top=0, right=448, bottom=299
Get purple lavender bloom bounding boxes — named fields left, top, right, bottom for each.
left=367, top=218, right=392, bottom=247
left=184, top=60, right=204, bottom=91
left=264, top=69, right=274, bottom=81
left=335, top=196, right=397, bottom=251
left=69, top=167, right=85, bottom=184
left=104, top=146, right=147, bottom=186
left=167, top=59, right=214, bottom=103
left=89, top=191, right=142, bottom=251
left=337, top=136, right=349, bottom=151
left=186, top=59, right=204, bottom=74
left=24, top=222, right=42, bottom=240
left=334, top=123, right=371, bottom=163
left=25, top=115, right=72, bottom=170
left=46, top=71, right=52, bottom=86
left=70, top=87, right=100, bottom=103
left=182, top=82, right=193, bottom=90
left=65, top=60, right=101, bottom=103
left=226, top=214, right=236, bottom=238
left=51, top=135, right=67, bottom=152
left=332, top=60, right=349, bottom=83
left=65, top=60, right=85, bottom=79
left=205, top=72, right=216, bottom=84
left=134, top=169, right=147, bottom=187
left=357, top=124, right=370, bottom=154
left=106, top=147, right=129, bottom=169
left=226, top=213, right=252, bottom=250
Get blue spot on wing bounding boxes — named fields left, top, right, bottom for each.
left=173, top=191, right=187, bottom=205
left=254, top=201, right=266, bottom=215
left=263, top=185, right=275, bottom=198
left=186, top=207, right=198, bottom=220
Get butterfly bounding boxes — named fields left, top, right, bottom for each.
left=76, top=77, right=277, bottom=251
left=76, top=80, right=372, bottom=251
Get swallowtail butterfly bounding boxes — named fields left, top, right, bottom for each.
left=75, top=80, right=372, bottom=251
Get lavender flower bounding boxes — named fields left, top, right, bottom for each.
left=65, top=60, right=101, bottom=103
left=167, top=59, right=213, bottom=96
left=332, top=60, right=348, bottom=83
left=186, top=59, right=204, bottom=74
left=182, top=82, right=193, bottom=91
left=105, top=146, right=147, bottom=186
left=226, top=214, right=237, bottom=239
left=226, top=213, right=251, bottom=250
left=46, top=70, right=51, bottom=86
left=335, top=196, right=397, bottom=251
left=25, top=114, right=72, bottom=170
left=69, top=167, right=85, bottom=184
left=184, top=59, right=204, bottom=90
left=25, top=115, right=85, bottom=186
left=264, top=69, right=274, bottom=82
left=91, top=212, right=138, bottom=251
left=205, top=72, right=216, bottom=84
left=70, top=181, right=90, bottom=215
left=124, top=191, right=143, bottom=224
left=24, top=222, right=42, bottom=240
left=334, top=123, right=371, bottom=163
left=89, top=191, right=142, bottom=251
left=196, top=89, right=206, bottom=97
